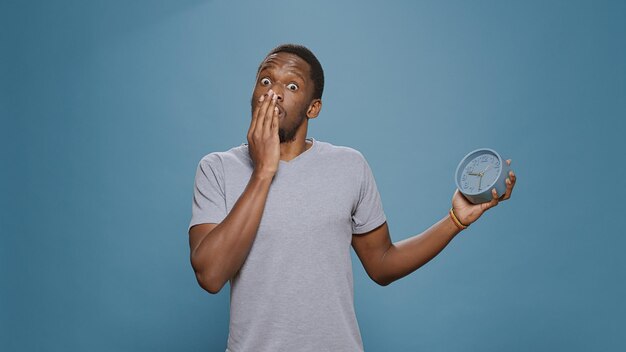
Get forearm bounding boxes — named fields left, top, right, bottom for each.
left=377, top=215, right=462, bottom=285
left=191, top=171, right=273, bottom=289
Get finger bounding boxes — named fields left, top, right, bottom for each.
left=262, top=91, right=277, bottom=132
left=264, top=104, right=278, bottom=137
left=502, top=177, right=513, bottom=200
left=263, top=93, right=277, bottom=133
left=249, top=93, right=266, bottom=135
left=483, top=188, right=500, bottom=210
left=253, top=92, right=272, bottom=135
left=270, top=106, right=279, bottom=133
left=258, top=90, right=274, bottom=119
left=452, top=188, right=460, bottom=202
left=254, top=92, right=270, bottom=121
left=506, top=159, right=512, bottom=166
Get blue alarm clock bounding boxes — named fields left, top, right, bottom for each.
left=455, top=148, right=510, bottom=204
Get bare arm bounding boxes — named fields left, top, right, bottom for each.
left=352, top=163, right=516, bottom=286
left=351, top=217, right=460, bottom=286
left=189, top=91, right=280, bottom=294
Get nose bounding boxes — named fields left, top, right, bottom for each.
left=267, top=88, right=283, bottom=102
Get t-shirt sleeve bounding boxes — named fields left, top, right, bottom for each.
left=352, top=154, right=387, bottom=234
left=188, top=154, right=227, bottom=232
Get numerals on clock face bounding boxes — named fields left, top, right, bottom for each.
left=459, top=153, right=501, bottom=194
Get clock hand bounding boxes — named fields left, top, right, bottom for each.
left=468, top=172, right=481, bottom=176
left=478, top=164, right=491, bottom=177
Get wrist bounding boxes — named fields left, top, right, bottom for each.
left=449, top=207, right=469, bottom=231
left=251, top=167, right=276, bottom=181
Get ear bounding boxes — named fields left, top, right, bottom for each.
left=306, top=99, right=322, bottom=119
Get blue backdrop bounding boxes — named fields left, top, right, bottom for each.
left=2, top=0, right=625, bottom=351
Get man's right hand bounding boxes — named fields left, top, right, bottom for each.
left=247, top=89, right=280, bottom=179
left=191, top=91, right=280, bottom=293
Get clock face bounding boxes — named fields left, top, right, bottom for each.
left=458, top=151, right=502, bottom=195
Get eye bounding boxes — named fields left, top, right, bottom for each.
left=260, top=77, right=271, bottom=86
left=286, top=83, right=299, bottom=91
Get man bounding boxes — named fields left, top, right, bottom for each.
left=188, top=44, right=516, bottom=351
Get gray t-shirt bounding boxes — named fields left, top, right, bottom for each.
left=189, top=138, right=386, bottom=352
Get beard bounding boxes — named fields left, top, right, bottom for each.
left=278, top=106, right=308, bottom=143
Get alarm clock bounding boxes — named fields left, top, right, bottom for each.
left=455, top=148, right=510, bottom=204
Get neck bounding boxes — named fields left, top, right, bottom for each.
left=279, top=120, right=311, bottom=161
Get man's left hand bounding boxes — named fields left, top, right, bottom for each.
left=452, top=159, right=516, bottom=226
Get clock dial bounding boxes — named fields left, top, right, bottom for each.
left=458, top=152, right=502, bottom=194
left=455, top=148, right=509, bottom=204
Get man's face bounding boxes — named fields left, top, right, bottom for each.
left=251, top=52, right=316, bottom=143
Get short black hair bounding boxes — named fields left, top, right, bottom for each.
left=258, top=44, right=324, bottom=100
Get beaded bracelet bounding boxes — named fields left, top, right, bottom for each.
left=449, top=208, right=469, bottom=230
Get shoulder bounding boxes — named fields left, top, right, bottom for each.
left=197, top=143, right=251, bottom=169
left=314, top=140, right=368, bottom=166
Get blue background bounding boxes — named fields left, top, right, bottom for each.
left=2, top=0, right=625, bottom=351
